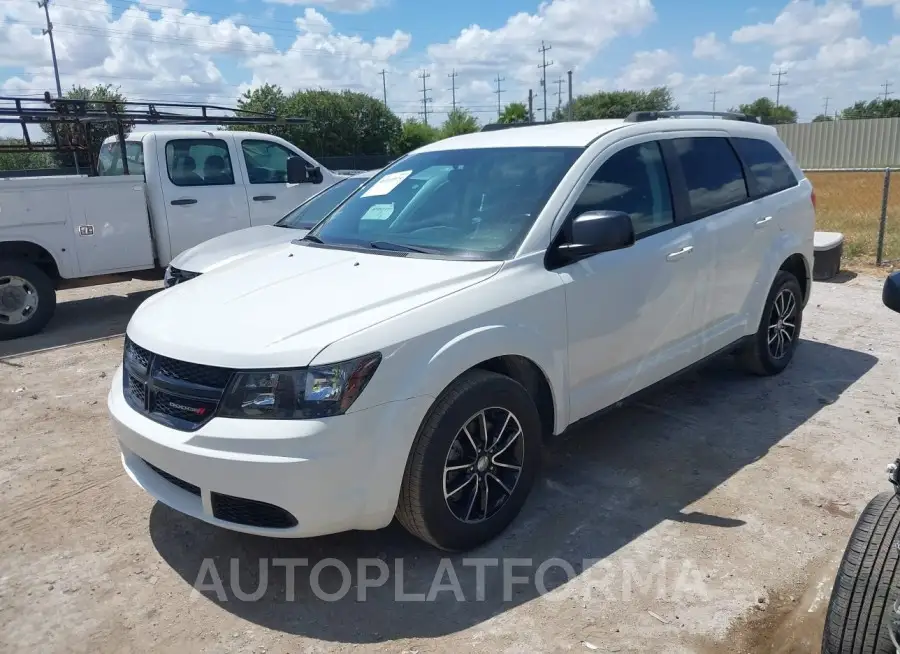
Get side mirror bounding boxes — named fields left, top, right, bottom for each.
left=884, top=271, right=900, bottom=313
left=286, top=158, right=323, bottom=185
left=553, top=210, right=635, bottom=264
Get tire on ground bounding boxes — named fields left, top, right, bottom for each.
left=740, top=269, right=803, bottom=376
left=822, top=491, right=900, bottom=654
left=0, top=259, right=56, bottom=341
left=396, top=369, right=543, bottom=551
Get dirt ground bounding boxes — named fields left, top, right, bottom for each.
left=1, top=273, right=898, bottom=654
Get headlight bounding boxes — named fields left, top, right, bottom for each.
left=218, top=352, right=381, bottom=420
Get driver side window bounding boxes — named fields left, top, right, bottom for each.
left=571, top=141, right=674, bottom=238
left=241, top=140, right=303, bottom=184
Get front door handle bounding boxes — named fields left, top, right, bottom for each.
left=170, top=198, right=197, bottom=206
left=253, top=195, right=277, bottom=201
left=755, top=215, right=773, bottom=227
left=666, top=245, right=694, bottom=262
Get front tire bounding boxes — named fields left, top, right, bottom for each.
left=822, top=492, right=900, bottom=654
left=0, top=260, right=56, bottom=341
left=740, top=270, right=803, bottom=376
left=396, top=370, right=543, bottom=551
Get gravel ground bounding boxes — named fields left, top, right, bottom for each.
left=0, top=272, right=897, bottom=654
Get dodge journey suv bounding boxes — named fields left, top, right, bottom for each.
left=108, top=110, right=814, bottom=551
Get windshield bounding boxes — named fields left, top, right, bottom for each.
left=275, top=176, right=368, bottom=229
left=97, top=141, right=145, bottom=176
left=306, top=146, right=583, bottom=260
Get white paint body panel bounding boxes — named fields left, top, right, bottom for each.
left=109, top=117, right=816, bottom=537
left=0, top=130, right=337, bottom=279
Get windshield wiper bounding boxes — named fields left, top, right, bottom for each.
left=301, top=233, right=324, bottom=243
left=369, top=240, right=440, bottom=254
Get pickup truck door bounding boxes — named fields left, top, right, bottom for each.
left=234, top=137, right=330, bottom=225
left=157, top=134, right=252, bottom=258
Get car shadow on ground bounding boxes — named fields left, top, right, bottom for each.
left=149, top=339, right=876, bottom=644
left=0, top=288, right=159, bottom=360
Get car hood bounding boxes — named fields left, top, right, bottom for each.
left=128, top=243, right=502, bottom=369
left=170, top=225, right=304, bottom=274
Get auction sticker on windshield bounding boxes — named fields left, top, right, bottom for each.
left=361, top=170, right=411, bottom=197
left=361, top=203, right=394, bottom=221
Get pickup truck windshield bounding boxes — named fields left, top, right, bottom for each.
left=275, top=176, right=368, bottom=229
left=97, top=141, right=145, bottom=176
left=305, top=146, right=583, bottom=260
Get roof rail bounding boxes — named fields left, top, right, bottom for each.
left=624, top=110, right=760, bottom=123
left=480, top=122, right=534, bottom=132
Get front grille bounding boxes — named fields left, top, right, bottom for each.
left=211, top=493, right=298, bottom=529
left=144, top=460, right=201, bottom=496
left=123, top=336, right=234, bottom=432
left=164, top=266, right=202, bottom=288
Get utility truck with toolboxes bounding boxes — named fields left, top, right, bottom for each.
left=0, top=95, right=339, bottom=340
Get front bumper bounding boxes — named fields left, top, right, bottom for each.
left=108, top=366, right=433, bottom=538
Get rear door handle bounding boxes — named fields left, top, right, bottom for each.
left=170, top=198, right=197, bottom=206
left=755, top=215, right=773, bottom=227
left=253, top=195, right=277, bottom=201
left=666, top=245, right=694, bottom=262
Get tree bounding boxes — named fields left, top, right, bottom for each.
left=0, top=139, right=52, bottom=172
left=812, top=114, right=834, bottom=122
left=392, top=119, right=441, bottom=155
left=839, top=98, right=900, bottom=119
left=553, top=87, right=676, bottom=121
left=39, top=84, right=131, bottom=168
left=732, top=97, right=797, bottom=124
left=440, top=109, right=479, bottom=137
left=498, top=102, right=529, bottom=124
left=236, top=85, right=402, bottom=158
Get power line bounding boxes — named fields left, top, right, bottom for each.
left=418, top=69, right=432, bottom=126
left=538, top=40, right=553, bottom=123
left=771, top=68, right=787, bottom=107
left=448, top=69, right=458, bottom=112
left=881, top=80, right=893, bottom=102
left=494, top=74, right=505, bottom=118
left=709, top=89, right=719, bottom=111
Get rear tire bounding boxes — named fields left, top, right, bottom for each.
left=0, top=260, right=56, bottom=340
left=822, top=492, right=900, bottom=654
left=396, top=369, right=543, bottom=551
left=740, top=270, right=803, bottom=376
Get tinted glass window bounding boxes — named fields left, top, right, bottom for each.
left=732, top=137, right=798, bottom=196
left=241, top=139, right=302, bottom=184
left=276, top=176, right=369, bottom=229
left=571, top=141, right=674, bottom=237
left=672, top=137, right=748, bottom=216
left=306, top=147, right=582, bottom=260
left=165, top=139, right=235, bottom=186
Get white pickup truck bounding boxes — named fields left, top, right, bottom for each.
left=0, top=129, right=341, bottom=340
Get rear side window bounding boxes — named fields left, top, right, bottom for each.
left=731, top=137, right=799, bottom=196
left=165, top=139, right=235, bottom=187
left=97, top=141, right=144, bottom=176
left=671, top=137, right=748, bottom=217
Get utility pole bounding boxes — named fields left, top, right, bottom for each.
left=528, top=89, right=534, bottom=123
left=554, top=76, right=565, bottom=114
left=379, top=69, right=388, bottom=106
left=494, top=74, right=505, bottom=118
left=771, top=68, right=787, bottom=107
left=448, top=69, right=458, bottom=112
left=37, top=0, right=62, bottom=99
left=709, top=89, right=719, bottom=111
left=822, top=96, right=830, bottom=116
left=881, top=80, right=894, bottom=102
left=538, top=41, right=553, bottom=123
left=418, top=70, right=432, bottom=126
left=567, top=70, right=573, bottom=121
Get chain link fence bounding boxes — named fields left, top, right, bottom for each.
left=805, top=168, right=898, bottom=266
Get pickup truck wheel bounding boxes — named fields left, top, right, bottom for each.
left=396, top=369, right=542, bottom=551
left=0, top=261, right=56, bottom=340
left=822, top=491, right=900, bottom=654
left=739, top=270, right=803, bottom=376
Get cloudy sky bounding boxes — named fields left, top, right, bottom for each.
left=0, top=0, right=898, bottom=128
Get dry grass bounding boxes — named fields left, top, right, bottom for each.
left=806, top=170, right=900, bottom=267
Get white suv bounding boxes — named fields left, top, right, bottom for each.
left=108, top=111, right=814, bottom=552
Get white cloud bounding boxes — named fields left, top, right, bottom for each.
left=263, top=0, right=381, bottom=13
left=861, top=0, right=900, bottom=17
left=731, top=0, right=860, bottom=48
left=692, top=32, right=727, bottom=60
left=615, top=49, right=678, bottom=88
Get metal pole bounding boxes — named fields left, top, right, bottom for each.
left=38, top=0, right=62, bottom=98
left=876, top=168, right=892, bottom=266
left=528, top=89, right=534, bottom=123
left=567, top=70, right=573, bottom=121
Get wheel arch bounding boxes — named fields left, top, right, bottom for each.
left=0, top=239, right=62, bottom=282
